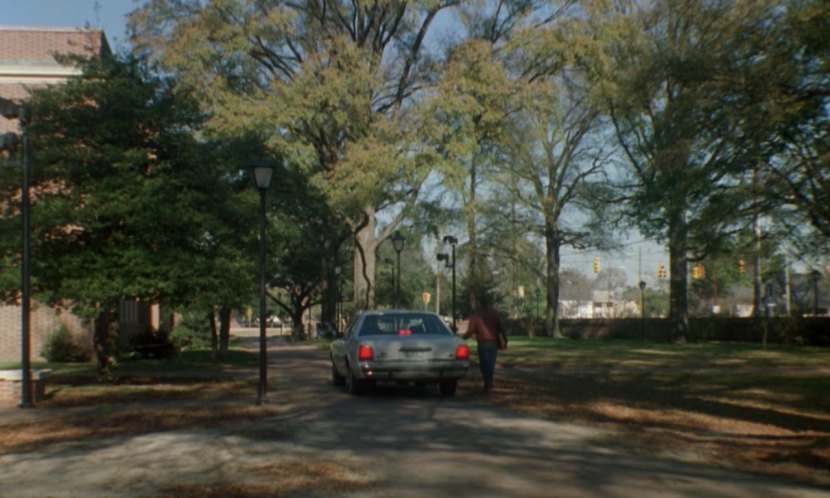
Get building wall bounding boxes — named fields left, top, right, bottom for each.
left=0, top=302, right=91, bottom=362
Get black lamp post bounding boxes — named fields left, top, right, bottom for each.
left=811, top=269, right=822, bottom=317
left=437, top=252, right=449, bottom=317
left=639, top=280, right=647, bottom=339
left=1, top=99, right=33, bottom=408
left=252, top=160, right=276, bottom=405
left=334, top=265, right=342, bottom=333
left=392, top=231, right=405, bottom=308
left=442, top=235, right=458, bottom=332
left=384, top=257, right=394, bottom=306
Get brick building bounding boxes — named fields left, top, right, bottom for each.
left=1, top=27, right=122, bottom=362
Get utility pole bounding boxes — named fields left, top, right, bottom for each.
left=753, top=217, right=762, bottom=317
left=435, top=271, right=440, bottom=314
left=752, top=169, right=762, bottom=317
left=784, top=260, right=792, bottom=317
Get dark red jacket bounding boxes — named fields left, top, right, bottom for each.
left=463, top=308, right=503, bottom=343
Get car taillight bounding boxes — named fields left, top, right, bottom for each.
left=358, top=344, right=374, bottom=361
left=455, top=344, right=470, bottom=360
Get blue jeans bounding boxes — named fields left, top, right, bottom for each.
left=477, top=342, right=498, bottom=390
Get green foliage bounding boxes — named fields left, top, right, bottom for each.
left=41, top=326, right=91, bottom=363
left=169, top=325, right=209, bottom=350
left=16, top=55, right=256, bottom=376
left=127, top=329, right=179, bottom=360
left=24, top=56, right=213, bottom=309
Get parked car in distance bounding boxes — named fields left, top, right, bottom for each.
left=330, top=310, right=470, bottom=396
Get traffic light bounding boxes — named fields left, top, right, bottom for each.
left=593, top=257, right=600, bottom=274
left=739, top=259, right=746, bottom=274
left=657, top=263, right=666, bottom=279
left=692, top=264, right=706, bottom=280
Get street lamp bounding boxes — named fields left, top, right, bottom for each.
left=1, top=98, right=33, bottom=408
left=392, top=231, right=405, bottom=308
left=442, top=235, right=458, bottom=332
left=811, top=269, right=822, bottom=317
left=384, top=257, right=394, bottom=306
left=252, top=159, right=277, bottom=405
left=334, top=265, right=342, bottom=333
left=638, top=280, right=647, bottom=339
left=437, top=252, right=449, bottom=318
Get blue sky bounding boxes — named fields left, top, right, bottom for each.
left=0, top=0, right=138, bottom=50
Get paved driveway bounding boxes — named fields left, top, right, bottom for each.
left=1, top=341, right=828, bottom=497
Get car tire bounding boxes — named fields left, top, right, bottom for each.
left=331, top=357, right=346, bottom=386
left=439, top=379, right=457, bottom=397
left=346, top=370, right=365, bottom=395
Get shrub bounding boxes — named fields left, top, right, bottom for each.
left=42, top=326, right=91, bottom=362
left=128, top=328, right=179, bottom=359
left=170, top=325, right=210, bottom=349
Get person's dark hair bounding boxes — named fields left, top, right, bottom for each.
left=476, top=290, right=492, bottom=309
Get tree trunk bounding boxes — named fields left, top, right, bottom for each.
left=545, top=225, right=563, bottom=338
left=320, top=237, right=338, bottom=324
left=353, top=207, right=377, bottom=311
left=209, top=308, right=218, bottom=361
left=290, top=304, right=306, bottom=341
left=466, top=159, right=479, bottom=311
left=93, top=302, right=119, bottom=382
left=219, top=305, right=231, bottom=359
left=668, top=209, right=689, bottom=341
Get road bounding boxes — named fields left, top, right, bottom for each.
left=1, top=339, right=828, bottom=497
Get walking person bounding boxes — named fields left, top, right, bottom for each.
left=463, top=291, right=506, bottom=392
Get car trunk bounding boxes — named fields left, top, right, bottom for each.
left=369, top=336, right=459, bottom=363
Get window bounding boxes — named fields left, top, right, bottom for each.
left=358, top=313, right=452, bottom=336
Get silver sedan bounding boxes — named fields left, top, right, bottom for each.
left=330, top=310, right=470, bottom=396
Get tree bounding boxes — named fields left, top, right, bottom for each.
left=600, top=0, right=777, bottom=339
left=756, top=1, right=830, bottom=241
left=428, top=38, right=515, bottom=310
left=559, top=268, right=594, bottom=302
left=21, top=57, right=227, bottom=378
left=496, top=73, right=613, bottom=337
left=170, top=140, right=259, bottom=361
left=129, top=0, right=458, bottom=312
left=267, top=166, right=350, bottom=339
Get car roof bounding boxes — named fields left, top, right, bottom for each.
left=358, top=309, right=440, bottom=317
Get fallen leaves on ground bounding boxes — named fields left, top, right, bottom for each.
left=460, top=367, right=830, bottom=487
left=159, top=458, right=374, bottom=498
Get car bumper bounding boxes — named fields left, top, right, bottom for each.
left=358, top=361, right=469, bottom=382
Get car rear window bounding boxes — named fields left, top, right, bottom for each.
left=359, top=314, right=453, bottom=337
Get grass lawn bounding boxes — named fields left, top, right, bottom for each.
left=464, top=337, right=830, bottom=487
